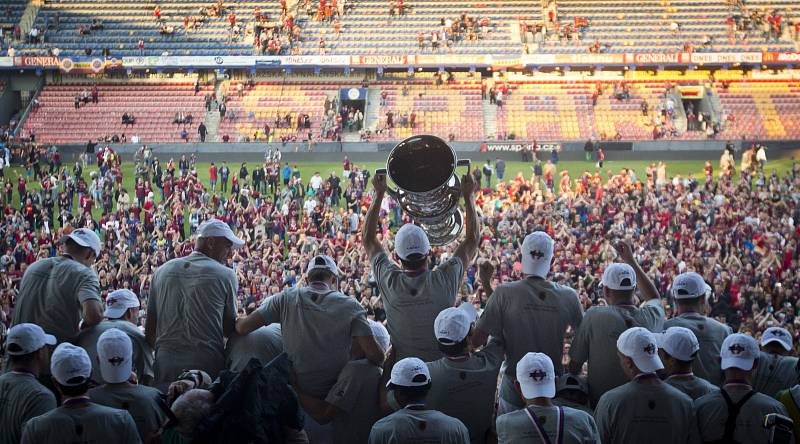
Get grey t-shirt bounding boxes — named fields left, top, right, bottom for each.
left=665, top=374, right=718, bottom=401
left=568, top=299, right=665, bottom=406
left=371, top=252, right=465, bottom=362
left=664, top=313, right=732, bottom=386
left=258, top=286, right=372, bottom=398
left=88, top=384, right=167, bottom=443
left=0, top=372, right=57, bottom=444
left=753, top=352, right=799, bottom=398
left=594, top=377, right=699, bottom=444
left=21, top=401, right=141, bottom=444
left=76, top=319, right=154, bottom=385
left=148, top=252, right=237, bottom=386
left=695, top=384, right=789, bottom=444
left=225, top=324, right=283, bottom=372
left=476, top=278, right=582, bottom=378
left=426, top=338, right=504, bottom=444
left=495, top=405, right=600, bottom=444
left=324, top=358, right=383, bottom=444
left=12, top=255, right=100, bottom=343
left=369, top=407, right=470, bottom=444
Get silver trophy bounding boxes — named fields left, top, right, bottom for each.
left=377, top=135, right=470, bottom=246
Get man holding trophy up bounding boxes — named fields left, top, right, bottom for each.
left=362, top=139, right=480, bottom=362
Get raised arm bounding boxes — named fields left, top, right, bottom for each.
left=614, top=241, right=660, bottom=302
left=453, top=171, right=480, bottom=267
left=362, top=174, right=387, bottom=259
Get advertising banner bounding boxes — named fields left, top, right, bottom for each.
left=350, top=55, right=414, bottom=66
left=689, top=52, right=762, bottom=64
left=480, top=142, right=561, bottom=152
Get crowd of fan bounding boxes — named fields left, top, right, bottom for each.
left=0, top=139, right=799, bottom=443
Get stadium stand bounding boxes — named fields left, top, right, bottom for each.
left=0, top=1, right=26, bottom=41
left=24, top=80, right=213, bottom=144
left=716, top=78, right=800, bottom=140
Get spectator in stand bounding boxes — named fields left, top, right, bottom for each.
left=362, top=172, right=479, bottom=361
left=198, top=122, right=207, bottom=143
left=146, top=219, right=242, bottom=390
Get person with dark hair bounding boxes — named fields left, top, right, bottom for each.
left=426, top=304, right=503, bottom=443
left=0, top=323, right=57, bottom=444
left=657, top=326, right=717, bottom=400
left=369, top=357, right=469, bottom=443
left=567, top=241, right=664, bottom=407
left=11, top=228, right=104, bottom=344
left=362, top=172, right=480, bottom=362
left=663, top=272, right=731, bottom=386
left=20, top=343, right=140, bottom=444
left=236, top=254, right=385, bottom=443
left=146, top=219, right=243, bottom=390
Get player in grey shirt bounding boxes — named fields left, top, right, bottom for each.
left=363, top=172, right=480, bottom=362
left=663, top=272, right=731, bottom=386
left=293, top=321, right=390, bottom=444
left=594, top=327, right=699, bottom=444
left=473, top=232, right=583, bottom=413
left=12, top=229, right=104, bottom=344
left=657, top=326, right=718, bottom=400
left=22, top=343, right=141, bottom=444
left=496, top=352, right=600, bottom=444
left=695, top=333, right=789, bottom=444
left=0, top=324, right=57, bottom=444
left=427, top=304, right=504, bottom=443
left=76, top=289, right=154, bottom=385
left=370, top=357, right=470, bottom=444
left=568, top=242, right=665, bottom=407
left=753, top=326, right=799, bottom=397
left=225, top=323, right=283, bottom=372
left=146, top=219, right=241, bottom=389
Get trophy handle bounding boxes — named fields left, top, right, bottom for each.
left=375, top=168, right=400, bottom=199
left=457, top=159, right=471, bottom=171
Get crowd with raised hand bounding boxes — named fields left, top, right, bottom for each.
left=0, top=144, right=799, bottom=442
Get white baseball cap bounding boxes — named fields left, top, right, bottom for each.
left=306, top=255, right=341, bottom=277
left=369, top=320, right=391, bottom=353
left=602, top=263, right=637, bottom=291
left=6, top=323, right=56, bottom=355
left=97, top=328, right=133, bottom=384
left=521, top=232, right=554, bottom=278
left=197, top=219, right=245, bottom=249
left=103, top=289, right=141, bottom=319
left=388, top=357, right=431, bottom=388
left=62, top=228, right=101, bottom=257
left=760, top=327, right=792, bottom=352
left=516, top=352, right=556, bottom=399
left=657, top=327, right=700, bottom=362
left=671, top=272, right=711, bottom=300
left=721, top=333, right=759, bottom=371
left=51, top=343, right=92, bottom=386
left=617, top=327, right=663, bottom=373
left=394, top=224, right=431, bottom=260
left=434, top=303, right=478, bottom=344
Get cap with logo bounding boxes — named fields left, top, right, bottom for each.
left=51, top=343, right=92, bottom=386
left=720, top=333, right=759, bottom=371
left=657, top=326, right=700, bottom=362
left=670, top=272, right=711, bottom=300
left=516, top=352, right=556, bottom=399
left=306, top=255, right=341, bottom=277
left=369, top=320, right=391, bottom=354
left=394, top=224, right=431, bottom=261
left=6, top=323, right=56, bottom=355
left=97, top=328, right=133, bottom=384
left=617, top=327, right=663, bottom=373
left=602, top=263, right=637, bottom=291
left=434, top=303, right=478, bottom=344
left=760, top=327, right=792, bottom=352
left=196, top=218, right=245, bottom=249
left=521, top=231, right=555, bottom=278
left=103, top=289, right=141, bottom=319
left=62, top=228, right=102, bottom=257
left=388, top=357, right=431, bottom=388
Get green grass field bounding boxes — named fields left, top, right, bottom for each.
left=8, top=158, right=796, bottom=227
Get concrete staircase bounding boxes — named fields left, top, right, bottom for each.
left=482, top=98, right=497, bottom=140
left=205, top=79, right=224, bottom=141
left=365, top=87, right=382, bottom=132
left=17, top=0, right=44, bottom=43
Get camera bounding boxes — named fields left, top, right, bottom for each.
left=764, top=413, right=794, bottom=444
